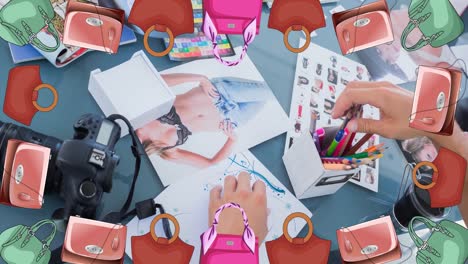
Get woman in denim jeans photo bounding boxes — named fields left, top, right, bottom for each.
left=136, top=73, right=274, bottom=169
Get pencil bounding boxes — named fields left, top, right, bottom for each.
left=323, top=163, right=353, bottom=170
left=345, top=134, right=373, bottom=155
left=365, top=143, right=385, bottom=153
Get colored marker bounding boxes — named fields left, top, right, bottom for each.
left=332, top=128, right=349, bottom=157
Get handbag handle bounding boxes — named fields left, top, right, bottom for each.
left=28, top=219, right=57, bottom=246
left=0, top=14, right=60, bottom=52
left=150, top=213, right=180, bottom=244
left=283, top=212, right=313, bottom=244
left=408, top=216, right=442, bottom=258
left=412, top=161, right=438, bottom=190
left=409, top=216, right=437, bottom=247
left=0, top=19, right=30, bottom=45
left=203, top=12, right=257, bottom=67
left=32, top=84, right=59, bottom=112
left=201, top=202, right=256, bottom=255
left=143, top=25, right=174, bottom=57
left=31, top=6, right=60, bottom=52
left=400, top=13, right=433, bottom=51
left=283, top=25, right=310, bottom=53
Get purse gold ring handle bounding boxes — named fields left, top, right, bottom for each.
left=284, top=26, right=310, bottom=53
left=32, top=84, right=58, bottom=112
left=412, top=161, right=438, bottom=190
left=283, top=212, right=313, bottom=243
left=150, top=213, right=179, bottom=244
left=144, top=25, right=174, bottom=57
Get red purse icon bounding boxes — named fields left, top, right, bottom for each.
left=127, top=0, right=194, bottom=57
left=268, top=0, right=326, bottom=53
left=3, top=66, right=58, bottom=126
left=412, top=147, right=467, bottom=208
left=131, top=213, right=194, bottom=264
left=409, top=66, right=462, bottom=136
left=266, top=212, right=330, bottom=264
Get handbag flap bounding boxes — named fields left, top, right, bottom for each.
left=439, top=69, right=463, bottom=135
left=268, top=0, right=325, bottom=34
left=410, top=66, right=452, bottom=133
left=204, top=0, right=262, bottom=20
left=64, top=217, right=126, bottom=261
left=337, top=217, right=399, bottom=262
left=0, top=140, right=22, bottom=206
left=332, top=0, right=389, bottom=29
left=9, top=142, right=50, bottom=209
left=66, top=0, right=125, bottom=23
left=127, top=0, right=194, bottom=36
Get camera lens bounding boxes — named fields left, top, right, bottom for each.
left=79, top=181, right=97, bottom=198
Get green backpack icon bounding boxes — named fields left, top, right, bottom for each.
left=0, top=219, right=57, bottom=264
left=0, top=0, right=60, bottom=52
left=401, top=0, right=465, bottom=51
left=409, top=216, right=468, bottom=264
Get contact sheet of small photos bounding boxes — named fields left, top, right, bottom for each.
left=285, top=39, right=380, bottom=192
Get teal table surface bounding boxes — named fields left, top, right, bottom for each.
left=0, top=1, right=465, bottom=263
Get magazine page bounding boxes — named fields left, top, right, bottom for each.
left=355, top=0, right=467, bottom=84
left=137, top=47, right=289, bottom=187
left=396, top=136, right=439, bottom=167
left=285, top=39, right=380, bottom=192
left=0, top=0, right=88, bottom=67
left=35, top=0, right=88, bottom=67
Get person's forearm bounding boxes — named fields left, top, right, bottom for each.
left=428, top=125, right=468, bottom=222
left=161, top=73, right=207, bottom=86
left=211, top=138, right=236, bottom=164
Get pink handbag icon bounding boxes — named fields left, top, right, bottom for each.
left=202, top=0, right=262, bottom=66
left=200, top=202, right=259, bottom=264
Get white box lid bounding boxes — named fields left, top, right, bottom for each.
left=91, top=51, right=174, bottom=120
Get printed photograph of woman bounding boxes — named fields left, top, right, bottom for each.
left=137, top=51, right=289, bottom=186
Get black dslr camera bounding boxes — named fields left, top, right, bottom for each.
left=0, top=113, right=140, bottom=221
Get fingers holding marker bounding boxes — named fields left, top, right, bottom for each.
left=332, top=87, right=387, bottom=119
left=346, top=118, right=385, bottom=135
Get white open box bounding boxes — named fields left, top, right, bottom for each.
left=283, top=133, right=359, bottom=199
left=88, top=50, right=175, bottom=137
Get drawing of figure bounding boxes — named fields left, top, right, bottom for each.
left=136, top=74, right=273, bottom=169
left=224, top=154, right=286, bottom=198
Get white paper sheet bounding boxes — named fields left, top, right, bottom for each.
left=125, top=151, right=312, bottom=264
left=285, top=39, right=380, bottom=192
left=141, top=47, right=289, bottom=187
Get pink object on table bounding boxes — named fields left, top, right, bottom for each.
left=200, top=202, right=258, bottom=264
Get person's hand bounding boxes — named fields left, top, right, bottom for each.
left=200, top=78, right=220, bottom=99
left=331, top=81, right=427, bottom=140
left=208, top=172, right=268, bottom=244
left=219, top=119, right=237, bottom=140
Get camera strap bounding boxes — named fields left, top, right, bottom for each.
left=49, top=114, right=172, bottom=264
left=102, top=114, right=172, bottom=237
left=101, top=114, right=147, bottom=224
